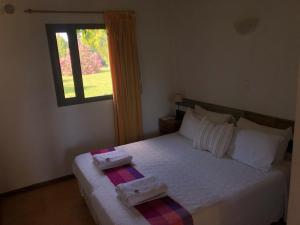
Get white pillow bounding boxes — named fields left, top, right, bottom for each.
left=231, top=129, right=283, bottom=171
left=193, top=117, right=234, bottom=158
left=194, top=105, right=234, bottom=124
left=179, top=109, right=202, bottom=140
left=237, top=117, right=292, bottom=163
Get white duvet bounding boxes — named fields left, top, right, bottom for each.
left=73, top=133, right=290, bottom=225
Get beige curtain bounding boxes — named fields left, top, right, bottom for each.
left=104, top=11, right=143, bottom=145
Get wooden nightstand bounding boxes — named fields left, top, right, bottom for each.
left=159, top=116, right=180, bottom=135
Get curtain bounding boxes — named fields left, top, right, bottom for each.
left=104, top=11, right=143, bottom=145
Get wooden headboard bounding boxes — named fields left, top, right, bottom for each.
left=177, top=98, right=294, bottom=130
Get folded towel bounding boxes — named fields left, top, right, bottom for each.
left=93, top=150, right=133, bottom=170
left=116, top=176, right=168, bottom=206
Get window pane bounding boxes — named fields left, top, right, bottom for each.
left=55, top=32, right=76, bottom=98
left=76, top=29, right=113, bottom=98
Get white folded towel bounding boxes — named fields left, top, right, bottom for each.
left=116, top=176, right=168, bottom=207
left=93, top=150, right=133, bottom=170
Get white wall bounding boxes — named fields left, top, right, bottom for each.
left=172, top=0, right=300, bottom=120
left=288, top=70, right=300, bottom=225
left=0, top=0, right=176, bottom=193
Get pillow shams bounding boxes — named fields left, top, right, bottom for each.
left=194, top=105, right=235, bottom=124
left=237, top=117, right=292, bottom=163
left=193, top=117, right=234, bottom=158
left=179, top=109, right=202, bottom=140
left=231, top=129, right=283, bottom=171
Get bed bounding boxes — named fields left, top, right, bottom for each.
left=73, top=132, right=291, bottom=225
left=73, top=99, right=293, bottom=225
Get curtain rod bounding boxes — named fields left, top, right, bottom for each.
left=24, top=9, right=135, bottom=14
left=24, top=9, right=104, bottom=14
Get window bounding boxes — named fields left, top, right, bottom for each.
left=46, top=24, right=113, bottom=106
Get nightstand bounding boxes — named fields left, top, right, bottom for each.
left=159, top=116, right=180, bottom=135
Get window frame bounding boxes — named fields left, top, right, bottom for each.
left=46, top=24, right=113, bottom=107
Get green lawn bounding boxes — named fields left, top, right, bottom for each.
left=62, top=69, right=113, bottom=98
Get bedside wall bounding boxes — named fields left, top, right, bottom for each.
left=171, top=0, right=300, bottom=120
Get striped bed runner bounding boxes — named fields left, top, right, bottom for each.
left=91, top=148, right=194, bottom=225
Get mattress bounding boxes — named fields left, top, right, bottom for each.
left=73, top=133, right=290, bottom=225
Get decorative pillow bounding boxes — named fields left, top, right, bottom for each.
left=237, top=117, right=292, bottom=163
left=179, top=109, right=202, bottom=140
left=231, top=129, right=283, bottom=171
left=194, top=105, right=235, bottom=124
left=193, top=117, right=234, bottom=158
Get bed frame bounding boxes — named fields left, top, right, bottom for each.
left=176, top=98, right=295, bottom=152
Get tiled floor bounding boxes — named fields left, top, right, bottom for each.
left=0, top=178, right=286, bottom=225
left=0, top=178, right=96, bottom=225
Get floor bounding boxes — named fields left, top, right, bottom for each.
left=0, top=178, right=286, bottom=225
left=0, top=178, right=96, bottom=225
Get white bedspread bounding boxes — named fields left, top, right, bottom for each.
left=73, top=133, right=289, bottom=225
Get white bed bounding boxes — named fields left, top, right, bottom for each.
left=73, top=133, right=290, bottom=225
